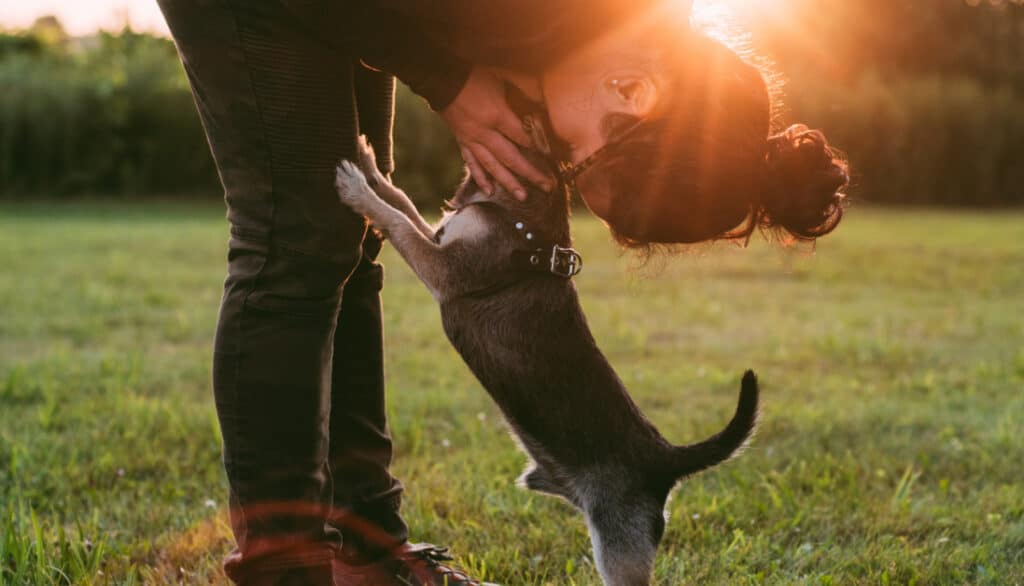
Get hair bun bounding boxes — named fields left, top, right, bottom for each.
left=761, top=124, right=849, bottom=240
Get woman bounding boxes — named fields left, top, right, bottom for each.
left=366, top=0, right=848, bottom=247
left=158, top=0, right=847, bottom=584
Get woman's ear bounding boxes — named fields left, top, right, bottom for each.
left=606, top=75, right=662, bottom=118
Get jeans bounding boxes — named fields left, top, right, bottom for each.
left=156, top=0, right=407, bottom=582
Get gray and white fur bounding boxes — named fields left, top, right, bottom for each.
left=336, top=137, right=759, bottom=586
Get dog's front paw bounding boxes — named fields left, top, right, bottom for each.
left=335, top=160, right=376, bottom=216
left=355, top=135, right=386, bottom=188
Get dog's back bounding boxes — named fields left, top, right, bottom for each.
left=437, top=192, right=757, bottom=484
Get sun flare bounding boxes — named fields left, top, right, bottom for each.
left=690, top=0, right=803, bottom=36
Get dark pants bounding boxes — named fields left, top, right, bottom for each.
left=157, top=0, right=407, bottom=582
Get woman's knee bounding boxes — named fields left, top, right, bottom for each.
left=223, top=231, right=365, bottom=319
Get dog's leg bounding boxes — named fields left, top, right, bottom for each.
left=353, top=136, right=435, bottom=239
left=520, top=466, right=564, bottom=496
left=336, top=161, right=452, bottom=298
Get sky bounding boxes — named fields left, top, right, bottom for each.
left=0, top=0, right=170, bottom=36
left=0, top=0, right=757, bottom=38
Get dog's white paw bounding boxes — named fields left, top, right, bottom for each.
left=336, top=159, right=374, bottom=214
left=355, top=135, right=386, bottom=187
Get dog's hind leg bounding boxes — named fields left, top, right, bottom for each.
left=520, top=466, right=563, bottom=495
left=518, top=465, right=581, bottom=508
left=352, top=135, right=435, bottom=239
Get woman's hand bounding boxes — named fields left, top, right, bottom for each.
left=441, top=68, right=553, bottom=200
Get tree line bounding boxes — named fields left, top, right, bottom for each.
left=1, top=4, right=1022, bottom=206
left=744, top=0, right=1024, bottom=205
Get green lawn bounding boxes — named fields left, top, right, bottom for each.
left=1, top=202, right=1022, bottom=585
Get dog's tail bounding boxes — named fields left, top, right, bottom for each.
left=671, top=370, right=759, bottom=479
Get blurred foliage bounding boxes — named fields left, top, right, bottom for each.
left=391, top=84, right=466, bottom=208
left=790, top=74, right=1024, bottom=206
left=731, top=0, right=1024, bottom=205
left=1, top=3, right=1023, bottom=205
left=0, top=26, right=221, bottom=196
left=740, top=0, right=1024, bottom=87
left=0, top=20, right=463, bottom=202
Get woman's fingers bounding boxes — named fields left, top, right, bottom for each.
left=461, top=147, right=493, bottom=195
left=497, top=112, right=533, bottom=148
left=482, top=130, right=555, bottom=192
left=469, top=142, right=528, bottom=200
left=439, top=67, right=555, bottom=198
left=463, top=135, right=554, bottom=199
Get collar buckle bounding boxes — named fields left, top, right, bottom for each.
left=549, top=244, right=583, bottom=278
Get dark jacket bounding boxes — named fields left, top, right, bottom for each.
left=334, top=0, right=658, bottom=174
left=356, top=0, right=660, bottom=110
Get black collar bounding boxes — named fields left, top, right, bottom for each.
left=461, top=236, right=583, bottom=300
left=511, top=242, right=583, bottom=279
left=505, top=215, right=581, bottom=279
left=450, top=201, right=584, bottom=281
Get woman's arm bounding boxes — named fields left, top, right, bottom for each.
left=365, top=0, right=663, bottom=72
left=353, top=65, right=396, bottom=175
left=358, top=19, right=551, bottom=198
left=357, top=17, right=472, bottom=113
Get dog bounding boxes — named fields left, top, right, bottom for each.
left=335, top=136, right=758, bottom=586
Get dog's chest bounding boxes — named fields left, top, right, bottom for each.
left=435, top=207, right=493, bottom=246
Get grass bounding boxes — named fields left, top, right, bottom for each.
left=1, top=201, right=1022, bottom=585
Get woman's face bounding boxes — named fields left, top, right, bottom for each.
left=539, top=18, right=672, bottom=217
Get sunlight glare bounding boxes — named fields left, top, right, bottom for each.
left=690, top=0, right=842, bottom=79
left=691, top=0, right=801, bottom=40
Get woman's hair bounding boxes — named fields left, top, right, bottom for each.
left=577, top=32, right=848, bottom=247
